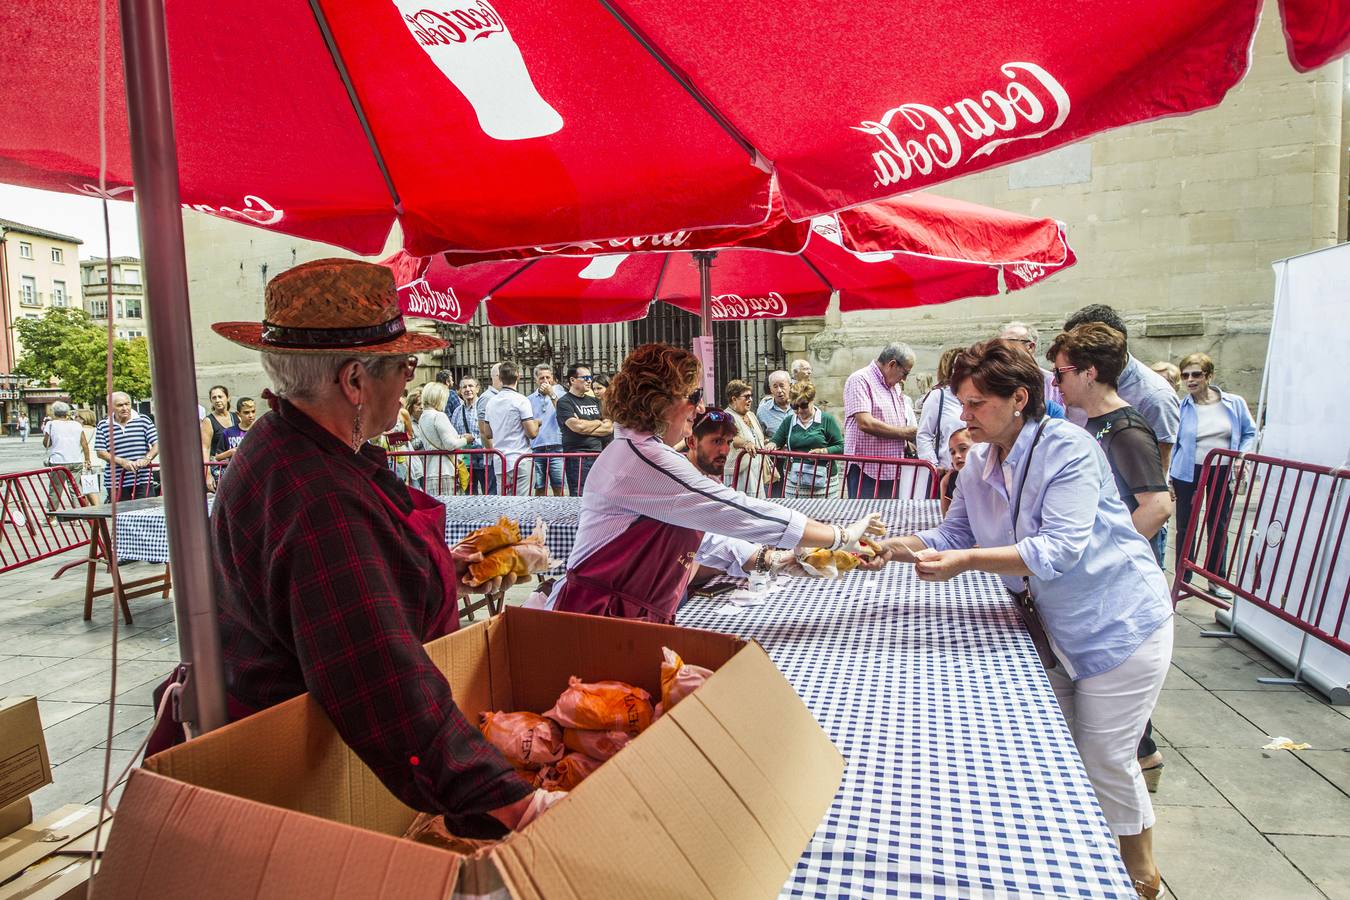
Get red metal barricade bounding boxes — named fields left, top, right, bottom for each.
left=511, top=452, right=602, bottom=496
left=386, top=448, right=509, bottom=495
left=1173, top=448, right=1350, bottom=657
left=0, top=467, right=91, bottom=573
left=730, top=450, right=940, bottom=500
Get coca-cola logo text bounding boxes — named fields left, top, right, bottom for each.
left=854, top=62, right=1071, bottom=187
left=405, top=1, right=505, bottom=46
left=402, top=279, right=464, bottom=320
left=535, top=231, right=693, bottom=255
left=1007, top=262, right=1047, bottom=283
left=710, top=292, right=788, bottom=319
left=69, top=184, right=286, bottom=226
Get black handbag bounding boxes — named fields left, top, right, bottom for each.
left=1009, top=421, right=1058, bottom=669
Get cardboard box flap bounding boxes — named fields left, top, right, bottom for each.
left=0, top=697, right=51, bottom=811
left=678, top=641, right=844, bottom=841
left=144, top=692, right=413, bottom=837
left=495, top=641, right=842, bottom=900
left=95, top=770, right=461, bottom=900
left=0, top=805, right=104, bottom=885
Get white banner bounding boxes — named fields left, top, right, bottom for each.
left=1241, top=246, right=1350, bottom=700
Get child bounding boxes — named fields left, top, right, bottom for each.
left=940, top=427, right=973, bottom=517
left=213, top=397, right=257, bottom=463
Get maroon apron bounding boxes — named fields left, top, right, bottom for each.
left=552, top=516, right=704, bottom=624
left=145, top=482, right=458, bottom=756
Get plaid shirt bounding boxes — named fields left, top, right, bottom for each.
left=843, top=361, right=916, bottom=479
left=212, top=398, right=530, bottom=820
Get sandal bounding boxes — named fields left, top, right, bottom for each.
left=1138, top=751, right=1164, bottom=793
left=1135, top=874, right=1166, bottom=899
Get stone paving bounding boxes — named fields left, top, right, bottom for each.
left=2, top=434, right=1348, bottom=897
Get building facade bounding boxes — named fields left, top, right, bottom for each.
left=81, top=256, right=146, bottom=340
left=0, top=218, right=82, bottom=430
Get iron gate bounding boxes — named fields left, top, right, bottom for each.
left=434, top=304, right=787, bottom=401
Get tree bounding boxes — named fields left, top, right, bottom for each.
left=13, top=308, right=152, bottom=406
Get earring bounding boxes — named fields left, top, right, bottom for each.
left=1014, top=410, right=1022, bottom=418
left=351, top=402, right=364, bottom=452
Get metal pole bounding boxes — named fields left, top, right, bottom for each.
left=119, top=0, right=227, bottom=734
left=692, top=251, right=716, bottom=401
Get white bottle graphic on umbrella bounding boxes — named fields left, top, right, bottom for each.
left=394, top=0, right=563, bottom=141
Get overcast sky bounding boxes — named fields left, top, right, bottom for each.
left=0, top=184, right=141, bottom=259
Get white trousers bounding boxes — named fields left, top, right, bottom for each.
left=1046, top=620, right=1174, bottom=836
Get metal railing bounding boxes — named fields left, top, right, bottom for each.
left=0, top=467, right=90, bottom=572
left=730, top=450, right=941, bottom=500
left=385, top=448, right=509, bottom=496
left=511, top=451, right=601, bottom=496
left=1172, top=448, right=1350, bottom=682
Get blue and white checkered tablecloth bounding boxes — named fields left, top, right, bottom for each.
left=678, top=498, right=1135, bottom=899
left=111, top=495, right=1131, bottom=896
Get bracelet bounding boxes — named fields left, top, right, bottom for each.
left=828, top=524, right=843, bottom=551
left=753, top=546, right=770, bottom=574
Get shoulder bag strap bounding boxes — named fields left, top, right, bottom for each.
left=1010, top=419, right=1050, bottom=590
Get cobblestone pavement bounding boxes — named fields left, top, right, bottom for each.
left=2, top=435, right=1348, bottom=897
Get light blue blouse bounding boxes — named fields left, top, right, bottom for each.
left=916, top=417, right=1171, bottom=680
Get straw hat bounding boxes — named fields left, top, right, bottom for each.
left=212, top=258, right=446, bottom=356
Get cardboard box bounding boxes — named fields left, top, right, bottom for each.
left=0, top=804, right=109, bottom=899
left=0, top=698, right=50, bottom=813
left=94, top=608, right=843, bottom=899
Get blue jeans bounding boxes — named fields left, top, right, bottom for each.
left=532, top=444, right=564, bottom=493
left=1150, top=523, right=1167, bottom=569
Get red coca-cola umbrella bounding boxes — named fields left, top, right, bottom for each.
left=384, top=191, right=1075, bottom=326
left=3, top=1, right=1343, bottom=256
left=1281, top=0, right=1350, bottom=71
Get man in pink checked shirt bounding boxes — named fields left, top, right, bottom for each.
left=843, top=342, right=918, bottom=498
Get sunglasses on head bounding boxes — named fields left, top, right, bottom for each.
left=691, top=408, right=732, bottom=430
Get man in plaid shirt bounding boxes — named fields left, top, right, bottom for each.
left=200, top=259, right=548, bottom=834
left=843, top=342, right=918, bottom=498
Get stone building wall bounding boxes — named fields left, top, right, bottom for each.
left=798, top=1, right=1347, bottom=410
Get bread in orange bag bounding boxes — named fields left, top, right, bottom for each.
left=539, top=753, right=604, bottom=792
left=466, top=546, right=522, bottom=586
left=562, top=728, right=631, bottom=761
left=660, top=647, right=713, bottom=711
left=479, top=711, right=565, bottom=769
left=545, top=676, right=654, bottom=735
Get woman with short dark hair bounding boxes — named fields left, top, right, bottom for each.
left=876, top=339, right=1173, bottom=898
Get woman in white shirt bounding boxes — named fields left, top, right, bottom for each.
left=42, top=402, right=88, bottom=513
left=418, top=382, right=470, bottom=495
left=1169, top=353, right=1257, bottom=598
left=722, top=379, right=772, bottom=492
left=549, top=343, right=883, bottom=624
left=916, top=347, right=966, bottom=468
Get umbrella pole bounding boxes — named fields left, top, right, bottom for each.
left=119, top=0, right=228, bottom=735
left=693, top=250, right=716, bottom=400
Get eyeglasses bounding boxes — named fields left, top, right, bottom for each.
left=686, top=387, right=704, bottom=406
left=573, top=374, right=593, bottom=381
left=691, top=409, right=732, bottom=430
left=793, top=401, right=812, bottom=410
left=1052, top=365, right=1080, bottom=385
left=1007, top=337, right=1035, bottom=347
left=1180, top=371, right=1206, bottom=380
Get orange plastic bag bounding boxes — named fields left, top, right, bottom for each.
left=479, top=711, right=565, bottom=769
left=562, top=728, right=631, bottom=761
left=457, top=517, right=521, bottom=557
left=545, top=677, right=654, bottom=735
left=540, top=753, right=604, bottom=792
left=660, top=647, right=713, bottom=711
